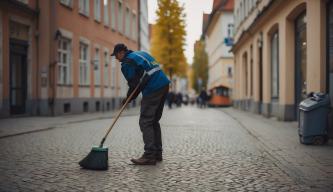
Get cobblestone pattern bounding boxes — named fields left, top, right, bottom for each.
left=221, top=108, right=333, bottom=191
left=0, top=107, right=311, bottom=191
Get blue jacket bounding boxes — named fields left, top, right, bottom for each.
left=121, top=50, right=170, bottom=97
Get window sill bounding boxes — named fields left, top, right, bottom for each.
left=79, top=12, right=90, bottom=18
left=79, top=85, right=90, bottom=88
left=94, top=19, right=101, bottom=24
left=125, top=36, right=131, bottom=41
left=60, top=2, right=73, bottom=10
left=131, top=38, right=137, bottom=43
left=95, top=85, right=101, bottom=88
left=104, top=24, right=110, bottom=28
left=57, top=84, right=73, bottom=87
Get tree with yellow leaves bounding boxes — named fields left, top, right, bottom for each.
left=192, top=40, right=208, bottom=93
left=150, top=0, right=187, bottom=79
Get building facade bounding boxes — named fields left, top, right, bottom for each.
left=0, top=0, right=141, bottom=117
left=232, top=0, right=332, bottom=124
left=139, top=0, right=149, bottom=52
left=203, top=0, right=234, bottom=92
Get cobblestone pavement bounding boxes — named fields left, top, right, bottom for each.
left=0, top=106, right=323, bottom=191
left=221, top=108, right=333, bottom=191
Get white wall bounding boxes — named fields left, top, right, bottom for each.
left=139, top=0, right=150, bottom=52
left=205, top=11, right=234, bottom=89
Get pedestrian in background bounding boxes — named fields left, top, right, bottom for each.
left=199, top=88, right=209, bottom=108
left=112, top=43, right=170, bottom=165
left=176, top=92, right=183, bottom=107
left=167, top=91, right=175, bottom=109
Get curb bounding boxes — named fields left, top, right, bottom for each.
left=0, top=111, right=140, bottom=139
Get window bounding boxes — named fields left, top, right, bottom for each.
left=125, top=7, right=130, bottom=37
left=104, top=51, right=109, bottom=87
left=104, top=0, right=109, bottom=26
left=111, top=0, right=116, bottom=29
left=60, top=0, right=72, bottom=7
left=79, top=43, right=89, bottom=85
left=271, top=31, right=279, bottom=100
left=79, top=0, right=89, bottom=16
left=236, top=9, right=239, bottom=26
left=94, top=0, right=101, bottom=22
left=240, top=2, right=243, bottom=22
left=94, top=48, right=100, bottom=85
left=227, top=24, right=234, bottom=37
left=244, top=0, right=246, bottom=17
left=228, top=66, right=232, bottom=77
left=17, top=0, right=28, bottom=4
left=132, top=12, right=137, bottom=40
left=111, top=56, right=116, bottom=88
left=118, top=1, right=123, bottom=33
left=57, top=38, right=71, bottom=85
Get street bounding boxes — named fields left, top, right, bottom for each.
left=1, top=106, right=328, bottom=192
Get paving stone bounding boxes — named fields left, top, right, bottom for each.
left=0, top=106, right=321, bottom=191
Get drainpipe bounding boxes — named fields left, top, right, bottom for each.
left=49, top=0, right=57, bottom=116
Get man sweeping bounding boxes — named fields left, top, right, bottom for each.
left=112, top=43, right=170, bottom=165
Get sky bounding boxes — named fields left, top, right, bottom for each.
left=148, top=0, right=213, bottom=64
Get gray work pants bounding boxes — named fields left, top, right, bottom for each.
left=139, top=85, right=169, bottom=158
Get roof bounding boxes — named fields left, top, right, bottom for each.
left=202, top=13, right=210, bottom=34
left=202, top=0, right=234, bottom=37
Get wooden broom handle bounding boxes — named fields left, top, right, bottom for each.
left=99, top=75, right=144, bottom=147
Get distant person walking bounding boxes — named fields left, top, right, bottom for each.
left=199, top=88, right=209, bottom=108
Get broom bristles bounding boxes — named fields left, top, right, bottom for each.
left=79, top=147, right=108, bottom=170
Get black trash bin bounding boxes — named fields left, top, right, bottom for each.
left=299, top=92, right=330, bottom=145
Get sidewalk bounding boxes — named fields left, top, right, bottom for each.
left=0, top=107, right=140, bottom=138
left=220, top=107, right=333, bottom=190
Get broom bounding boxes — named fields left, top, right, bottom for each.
left=79, top=74, right=145, bottom=170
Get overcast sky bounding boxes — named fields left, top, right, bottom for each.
left=148, top=0, right=213, bottom=64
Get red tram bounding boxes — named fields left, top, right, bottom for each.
left=208, top=85, right=232, bottom=107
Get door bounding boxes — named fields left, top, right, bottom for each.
left=328, top=1, right=333, bottom=106
left=258, top=40, right=263, bottom=114
left=295, top=12, right=307, bottom=119
left=10, top=39, right=28, bottom=115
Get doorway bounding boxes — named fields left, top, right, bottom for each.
left=295, top=11, right=307, bottom=119
left=328, top=1, right=333, bottom=106
left=258, top=37, right=263, bottom=114
left=10, top=39, right=28, bottom=115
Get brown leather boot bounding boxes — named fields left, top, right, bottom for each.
left=131, top=156, right=156, bottom=165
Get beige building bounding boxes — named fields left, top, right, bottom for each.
left=232, top=0, right=333, bottom=124
left=0, top=0, right=140, bottom=117
left=203, top=0, right=234, bottom=91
